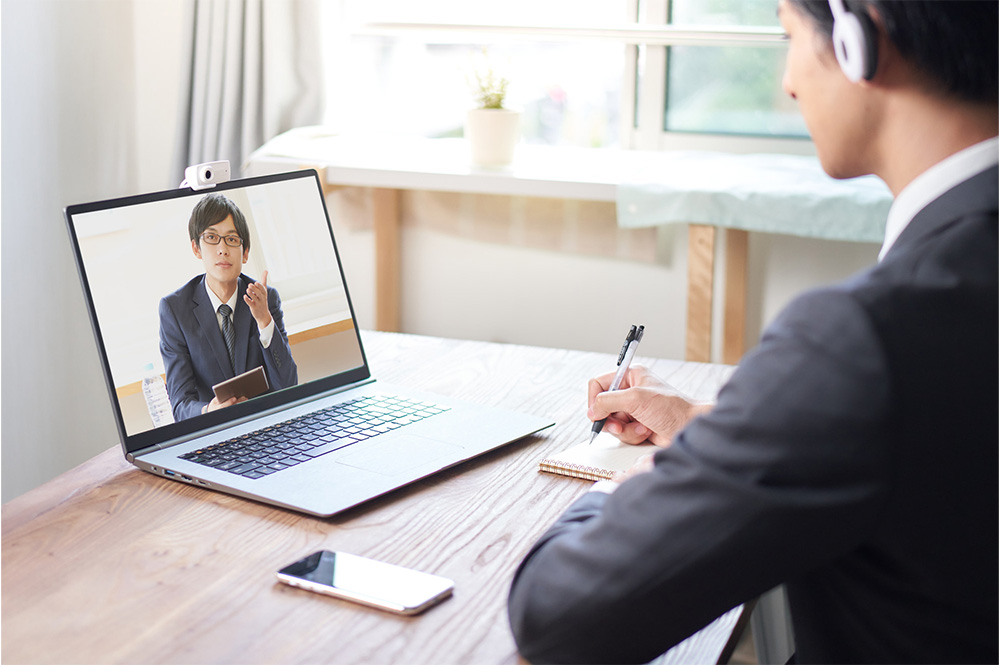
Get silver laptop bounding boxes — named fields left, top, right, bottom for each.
left=65, top=169, right=553, bottom=517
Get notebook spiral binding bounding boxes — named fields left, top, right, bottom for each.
left=538, top=460, right=614, bottom=482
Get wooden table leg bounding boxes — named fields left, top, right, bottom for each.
left=722, top=228, right=748, bottom=365
left=372, top=188, right=401, bottom=332
left=686, top=225, right=716, bottom=363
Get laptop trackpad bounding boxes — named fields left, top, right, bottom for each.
left=336, top=435, right=463, bottom=476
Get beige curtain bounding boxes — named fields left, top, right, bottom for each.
left=173, top=0, right=323, bottom=183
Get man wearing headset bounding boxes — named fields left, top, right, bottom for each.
left=508, top=1, right=997, bottom=663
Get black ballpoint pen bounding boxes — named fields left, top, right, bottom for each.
left=590, top=324, right=644, bottom=444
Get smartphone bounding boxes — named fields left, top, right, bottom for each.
left=276, top=550, right=454, bottom=615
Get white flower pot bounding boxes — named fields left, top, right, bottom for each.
left=465, top=108, right=521, bottom=168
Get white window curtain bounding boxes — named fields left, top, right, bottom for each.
left=172, top=0, right=324, bottom=182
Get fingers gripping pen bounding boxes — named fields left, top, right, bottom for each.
left=590, top=324, right=644, bottom=443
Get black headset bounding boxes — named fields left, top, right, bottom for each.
left=828, top=0, right=879, bottom=82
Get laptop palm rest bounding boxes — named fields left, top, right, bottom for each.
left=336, top=435, right=463, bottom=476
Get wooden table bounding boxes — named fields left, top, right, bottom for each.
left=2, top=332, right=742, bottom=665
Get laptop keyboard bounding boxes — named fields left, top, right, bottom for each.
left=178, top=394, right=450, bottom=480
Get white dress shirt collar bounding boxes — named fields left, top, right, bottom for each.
left=880, top=137, right=999, bottom=261
left=204, top=279, right=240, bottom=317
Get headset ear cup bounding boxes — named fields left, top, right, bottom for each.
left=832, top=11, right=868, bottom=83
left=855, top=11, right=879, bottom=81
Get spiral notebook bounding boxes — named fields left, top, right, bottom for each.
left=539, top=433, right=657, bottom=481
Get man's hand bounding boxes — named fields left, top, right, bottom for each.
left=587, top=365, right=712, bottom=448
left=244, top=270, right=272, bottom=330
left=204, top=395, right=247, bottom=414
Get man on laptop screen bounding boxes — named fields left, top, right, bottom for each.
left=159, top=193, right=298, bottom=421
left=71, top=173, right=365, bottom=438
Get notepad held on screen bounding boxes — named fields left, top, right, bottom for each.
left=212, top=366, right=269, bottom=403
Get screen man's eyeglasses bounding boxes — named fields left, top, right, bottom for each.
left=200, top=232, right=243, bottom=247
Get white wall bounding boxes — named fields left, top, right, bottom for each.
left=1, top=0, right=185, bottom=502
left=0, top=0, right=881, bottom=503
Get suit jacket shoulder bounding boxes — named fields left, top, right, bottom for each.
left=161, top=274, right=205, bottom=306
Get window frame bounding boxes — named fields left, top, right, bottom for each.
left=625, top=0, right=812, bottom=153
left=343, top=0, right=814, bottom=155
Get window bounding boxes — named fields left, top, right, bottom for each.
left=653, top=0, right=809, bottom=150
left=321, top=1, right=629, bottom=148
left=320, top=0, right=812, bottom=154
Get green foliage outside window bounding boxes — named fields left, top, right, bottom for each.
left=665, top=0, right=809, bottom=138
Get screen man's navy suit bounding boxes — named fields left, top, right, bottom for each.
left=159, top=274, right=298, bottom=422
left=508, top=167, right=998, bottom=664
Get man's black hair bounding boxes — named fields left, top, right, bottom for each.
left=188, top=193, right=251, bottom=254
left=787, top=0, right=998, bottom=103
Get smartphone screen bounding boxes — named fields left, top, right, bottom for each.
left=276, top=550, right=454, bottom=615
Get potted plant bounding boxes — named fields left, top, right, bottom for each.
left=465, top=55, right=521, bottom=168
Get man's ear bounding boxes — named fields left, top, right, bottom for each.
left=192, top=238, right=202, bottom=259
left=242, top=247, right=250, bottom=264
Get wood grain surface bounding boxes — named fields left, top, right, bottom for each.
left=686, top=224, right=717, bottom=363
left=2, top=332, right=737, bottom=665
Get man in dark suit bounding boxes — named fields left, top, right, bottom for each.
left=508, top=1, right=998, bottom=663
left=159, top=193, right=298, bottom=422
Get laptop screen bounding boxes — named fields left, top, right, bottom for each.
left=65, top=170, right=369, bottom=455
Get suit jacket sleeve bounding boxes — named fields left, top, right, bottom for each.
left=158, top=295, right=207, bottom=421
left=507, top=288, right=892, bottom=665
left=261, top=285, right=297, bottom=390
